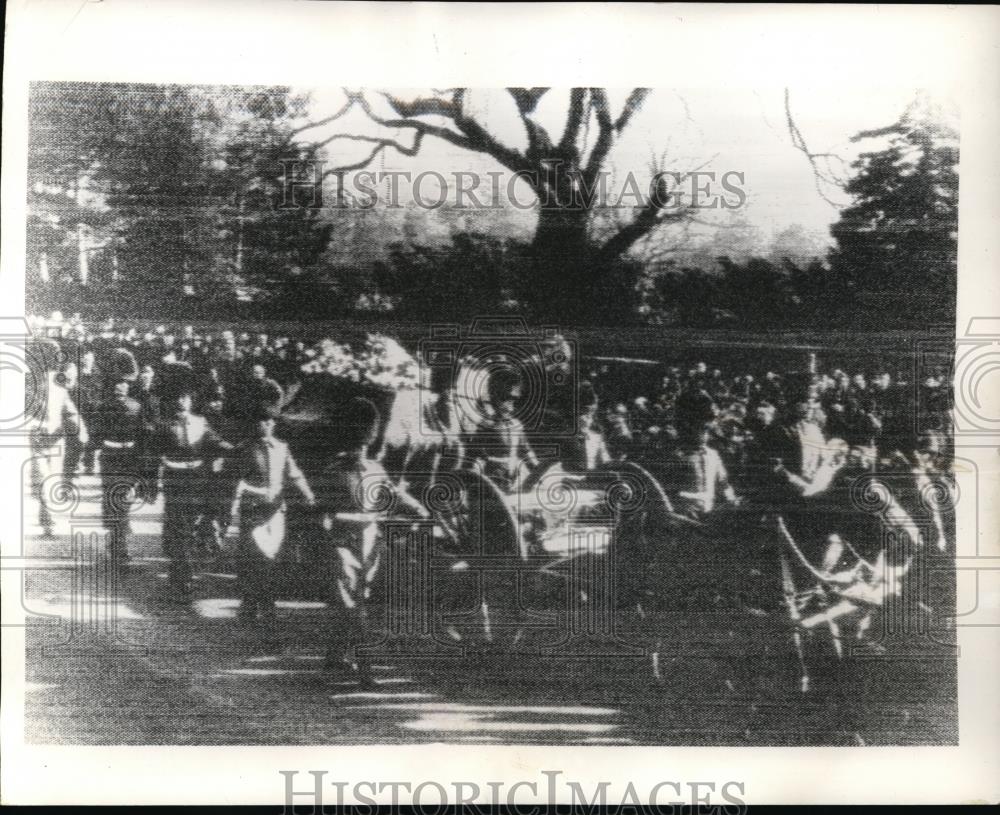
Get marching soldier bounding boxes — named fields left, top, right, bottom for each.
left=29, top=339, right=87, bottom=538
left=564, top=381, right=611, bottom=473
left=93, top=380, right=144, bottom=567
left=61, top=349, right=102, bottom=479
left=230, top=404, right=315, bottom=631
left=152, top=370, right=233, bottom=601
left=76, top=348, right=104, bottom=477
left=56, top=361, right=84, bottom=481
left=318, top=397, right=427, bottom=685
left=247, top=363, right=284, bottom=411
left=202, top=385, right=240, bottom=550
left=130, top=361, right=162, bottom=500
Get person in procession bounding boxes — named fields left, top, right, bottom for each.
left=151, top=369, right=233, bottom=600
left=317, top=397, right=428, bottom=686
left=28, top=338, right=88, bottom=539
left=93, top=379, right=145, bottom=567
left=464, top=368, right=539, bottom=493
left=230, top=403, right=316, bottom=633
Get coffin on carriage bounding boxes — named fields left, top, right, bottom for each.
left=270, top=368, right=683, bottom=652
left=265, top=357, right=945, bottom=691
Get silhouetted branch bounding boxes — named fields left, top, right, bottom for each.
left=785, top=88, right=849, bottom=207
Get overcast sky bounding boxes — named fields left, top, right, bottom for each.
left=298, top=86, right=950, bottom=251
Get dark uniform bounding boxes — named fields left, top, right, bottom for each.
left=75, top=364, right=104, bottom=476
left=317, top=451, right=393, bottom=682
left=315, top=397, right=422, bottom=684
left=465, top=412, right=537, bottom=492
left=203, top=398, right=241, bottom=546
left=93, top=384, right=144, bottom=563
left=132, top=376, right=162, bottom=501
left=152, top=405, right=232, bottom=597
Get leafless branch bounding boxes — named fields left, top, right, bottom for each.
left=372, top=89, right=534, bottom=175
left=317, top=132, right=425, bottom=177
left=506, top=88, right=554, bottom=160
left=507, top=87, right=550, bottom=115
left=582, top=89, right=615, bottom=185
left=614, top=88, right=651, bottom=132
left=314, top=132, right=416, bottom=153
left=579, top=92, right=595, bottom=160
left=596, top=149, right=718, bottom=261
left=584, top=88, right=652, bottom=187
left=559, top=88, right=587, bottom=154
left=632, top=215, right=698, bottom=263
left=284, top=93, right=356, bottom=142
left=784, top=88, right=849, bottom=207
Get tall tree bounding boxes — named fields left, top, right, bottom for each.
left=27, top=82, right=119, bottom=298
left=828, top=95, right=959, bottom=318
left=98, top=84, right=221, bottom=308
left=27, top=82, right=335, bottom=315
left=308, top=89, right=691, bottom=323
left=205, top=88, right=333, bottom=309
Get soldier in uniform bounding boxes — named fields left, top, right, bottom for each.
left=152, top=370, right=233, bottom=600
left=56, top=361, right=83, bottom=481
left=62, top=349, right=102, bottom=479
left=560, top=381, right=611, bottom=474
left=379, top=363, right=465, bottom=500
left=28, top=339, right=87, bottom=539
left=464, top=368, right=539, bottom=493
left=428, top=364, right=466, bottom=470
left=76, top=348, right=103, bottom=476
left=317, top=397, right=428, bottom=685
left=93, top=380, right=144, bottom=567
left=664, top=420, right=740, bottom=521
left=131, top=362, right=162, bottom=501
left=202, top=384, right=240, bottom=550
left=230, top=404, right=315, bottom=631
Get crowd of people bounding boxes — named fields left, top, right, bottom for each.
left=26, top=312, right=955, bottom=683
left=583, top=357, right=953, bottom=521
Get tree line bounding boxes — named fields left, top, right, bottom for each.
left=27, top=84, right=957, bottom=329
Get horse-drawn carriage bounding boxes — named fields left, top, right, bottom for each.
left=273, top=367, right=681, bottom=654
left=264, top=348, right=945, bottom=692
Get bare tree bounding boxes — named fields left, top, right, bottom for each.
left=298, top=88, right=693, bottom=318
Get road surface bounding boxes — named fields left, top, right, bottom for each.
left=19, top=473, right=957, bottom=746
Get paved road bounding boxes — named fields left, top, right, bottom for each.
left=20, top=474, right=957, bottom=746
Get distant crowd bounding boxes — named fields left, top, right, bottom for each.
left=26, top=311, right=955, bottom=677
